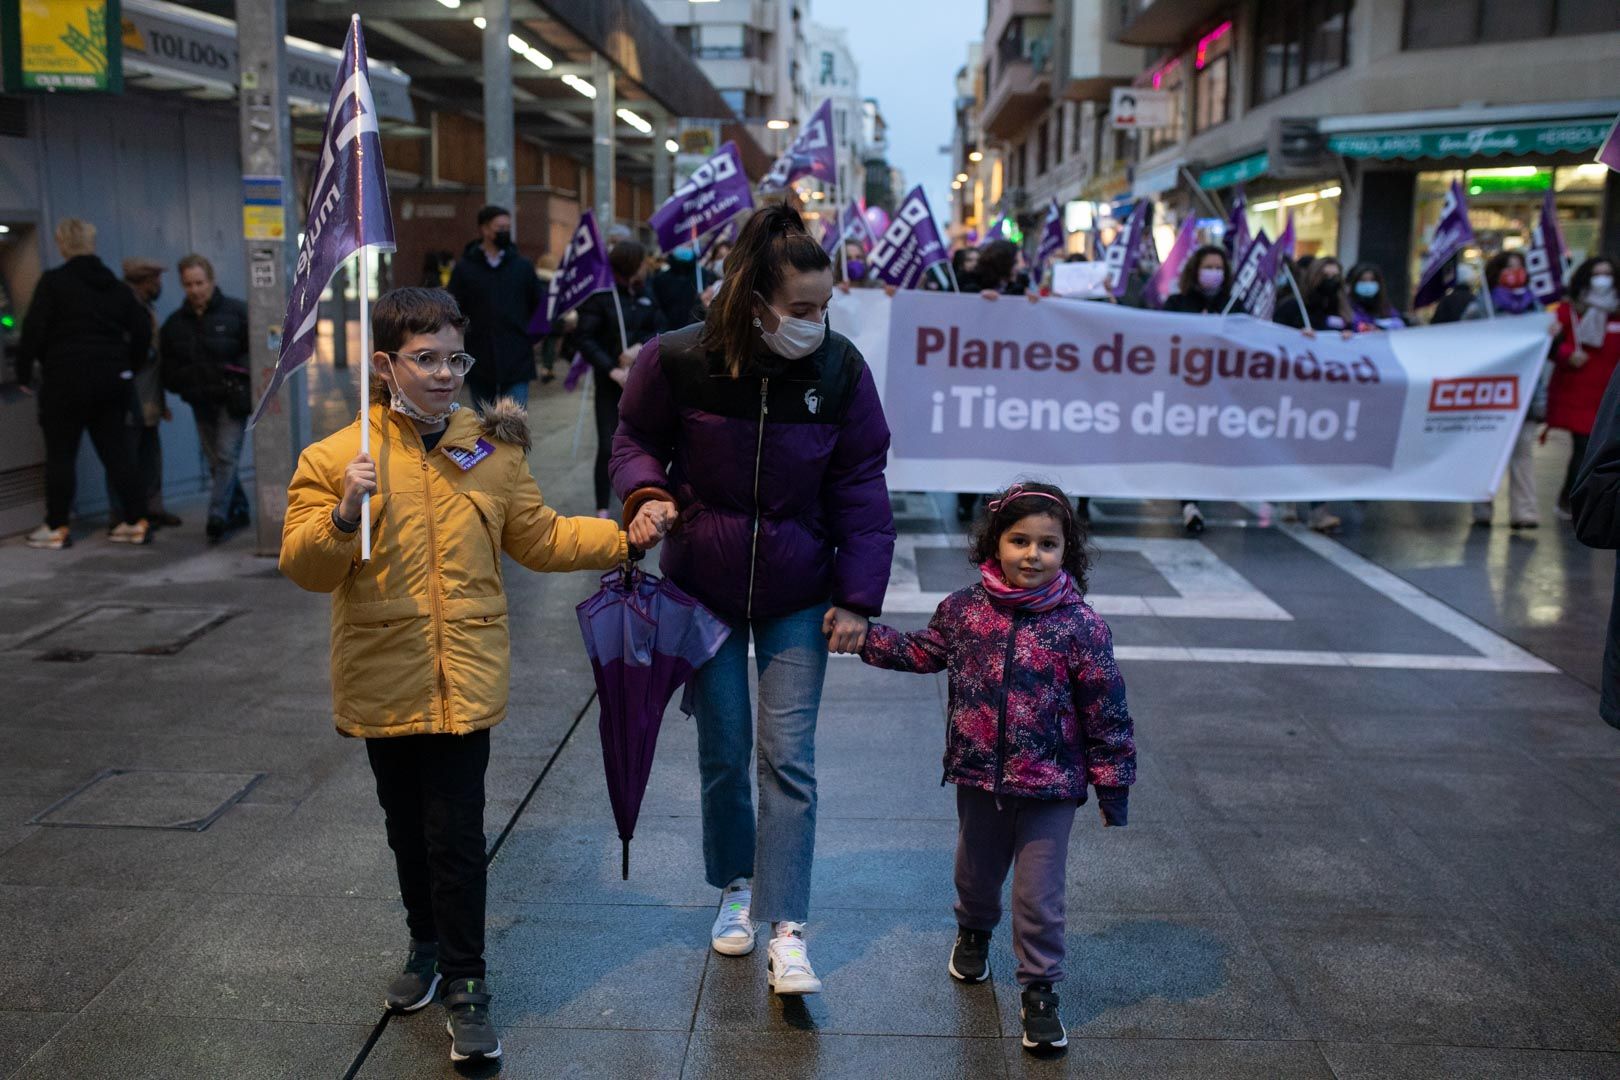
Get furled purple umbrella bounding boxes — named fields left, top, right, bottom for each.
left=576, top=561, right=731, bottom=878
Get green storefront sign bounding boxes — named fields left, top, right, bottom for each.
left=1327, top=120, right=1609, bottom=161
left=1197, top=152, right=1270, bottom=190
left=1, top=0, right=123, bottom=94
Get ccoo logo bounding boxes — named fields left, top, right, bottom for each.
left=1429, top=376, right=1519, bottom=412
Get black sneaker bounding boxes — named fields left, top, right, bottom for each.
left=443, top=978, right=502, bottom=1062
left=205, top=516, right=226, bottom=541
left=228, top=509, right=251, bottom=531
left=1020, top=981, right=1067, bottom=1053
left=384, top=939, right=441, bottom=1012
left=948, top=927, right=991, bottom=983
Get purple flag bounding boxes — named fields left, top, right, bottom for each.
left=821, top=199, right=873, bottom=256
left=1413, top=179, right=1475, bottom=309
left=759, top=99, right=837, bottom=193
left=1275, top=212, right=1297, bottom=263
left=1103, top=201, right=1151, bottom=299
left=1229, top=229, right=1278, bottom=320
left=1597, top=111, right=1620, bottom=173
left=1145, top=213, right=1198, bottom=309
left=650, top=142, right=754, bottom=254
left=698, top=213, right=742, bottom=262
left=1527, top=189, right=1567, bottom=305
left=1223, top=188, right=1250, bottom=259
left=1035, top=199, right=1065, bottom=274
left=868, top=185, right=948, bottom=290
left=250, top=16, right=393, bottom=427
left=982, top=216, right=1012, bottom=247
left=526, top=209, right=613, bottom=336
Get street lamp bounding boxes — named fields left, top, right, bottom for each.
left=766, top=119, right=791, bottom=131
left=969, top=151, right=983, bottom=163
left=665, top=138, right=680, bottom=153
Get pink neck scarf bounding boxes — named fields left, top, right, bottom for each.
left=979, top=559, right=1079, bottom=613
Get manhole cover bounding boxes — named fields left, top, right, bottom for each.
left=15, top=605, right=236, bottom=656
left=30, top=769, right=265, bottom=831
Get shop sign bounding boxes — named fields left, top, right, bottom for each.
left=1328, top=120, right=1610, bottom=161
left=1197, top=152, right=1269, bottom=190
left=1, top=0, right=123, bottom=93
left=1111, top=88, right=1173, bottom=130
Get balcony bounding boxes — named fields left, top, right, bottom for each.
left=1116, top=0, right=1230, bottom=46
left=981, top=17, right=1054, bottom=140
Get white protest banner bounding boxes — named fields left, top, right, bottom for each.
left=1052, top=261, right=1111, bottom=299
left=831, top=290, right=1551, bottom=502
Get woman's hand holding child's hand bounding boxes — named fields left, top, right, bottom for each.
left=823, top=606, right=869, bottom=654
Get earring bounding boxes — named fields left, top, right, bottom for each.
left=752, top=317, right=762, bottom=328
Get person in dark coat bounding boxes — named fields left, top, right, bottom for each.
left=649, top=244, right=704, bottom=331
left=574, top=240, right=664, bottom=515
left=1162, top=245, right=1243, bottom=534
left=161, top=254, right=253, bottom=541
left=1275, top=256, right=1355, bottom=332
left=110, top=257, right=180, bottom=530
left=611, top=205, right=895, bottom=995
left=446, top=205, right=543, bottom=408
left=19, top=218, right=153, bottom=549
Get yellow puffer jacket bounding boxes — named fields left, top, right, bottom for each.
left=280, top=401, right=627, bottom=738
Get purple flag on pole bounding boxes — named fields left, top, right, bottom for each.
left=1597, top=111, right=1620, bottom=173
left=1224, top=188, right=1250, bottom=259
left=1145, top=213, right=1198, bottom=309
left=1035, top=199, right=1065, bottom=274
left=1527, top=189, right=1567, bottom=305
left=526, top=209, right=613, bottom=336
left=1104, top=201, right=1151, bottom=299
left=868, top=185, right=948, bottom=290
left=250, top=16, right=394, bottom=427
left=821, top=199, right=873, bottom=256
left=759, top=99, right=838, bottom=193
left=982, top=216, right=1012, bottom=247
left=1413, top=179, right=1475, bottom=309
left=1275, top=211, right=1296, bottom=263
left=650, top=142, right=754, bottom=253
left=1229, top=229, right=1278, bottom=320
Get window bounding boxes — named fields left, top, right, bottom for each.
left=719, top=89, right=746, bottom=118
left=696, top=24, right=746, bottom=60
left=1193, top=22, right=1233, bottom=133
left=1405, top=0, right=1617, bottom=48
left=1141, top=56, right=1185, bottom=156
left=1254, top=0, right=1352, bottom=105
left=1036, top=117, right=1049, bottom=177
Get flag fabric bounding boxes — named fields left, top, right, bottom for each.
left=1275, top=211, right=1297, bottom=263
left=698, top=213, right=742, bottom=263
left=1103, top=201, right=1151, bottom=300
left=759, top=99, right=838, bottom=193
left=526, top=209, right=613, bottom=336
left=982, top=216, right=1013, bottom=246
left=1597, top=111, right=1620, bottom=173
left=1527, top=189, right=1567, bottom=305
left=1223, top=188, right=1250, bottom=260
left=1413, top=179, right=1475, bottom=309
left=649, top=142, right=754, bottom=253
left=1144, top=213, right=1197, bottom=309
left=1229, top=229, right=1279, bottom=320
left=1035, top=199, right=1065, bottom=275
left=250, top=15, right=393, bottom=426
left=867, top=184, right=948, bottom=290
left=821, top=199, right=873, bottom=256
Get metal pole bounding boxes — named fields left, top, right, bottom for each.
left=236, top=0, right=297, bottom=557
left=482, top=0, right=516, bottom=228
left=1281, top=263, right=1309, bottom=321
left=358, top=246, right=372, bottom=560
left=592, top=51, right=616, bottom=229
left=652, top=114, right=674, bottom=207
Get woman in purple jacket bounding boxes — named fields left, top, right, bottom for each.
left=612, top=205, right=896, bottom=996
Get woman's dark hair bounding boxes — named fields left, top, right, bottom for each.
left=1177, top=245, right=1229, bottom=297
left=476, top=204, right=509, bottom=227
left=1483, top=250, right=1525, bottom=291
left=969, top=480, right=1091, bottom=594
left=1346, top=261, right=1395, bottom=317
left=700, top=205, right=831, bottom=374
left=976, top=240, right=1019, bottom=290
left=1568, top=255, right=1618, bottom=307
left=609, top=240, right=645, bottom=283
left=370, top=287, right=469, bottom=403
left=1301, top=257, right=1351, bottom=324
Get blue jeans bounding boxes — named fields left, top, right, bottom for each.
left=194, top=407, right=248, bottom=524
left=688, top=604, right=829, bottom=923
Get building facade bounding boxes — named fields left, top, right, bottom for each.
left=802, top=20, right=867, bottom=215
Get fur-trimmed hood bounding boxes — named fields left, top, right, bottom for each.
left=478, top=397, right=531, bottom=451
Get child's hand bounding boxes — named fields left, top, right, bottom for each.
left=337, top=453, right=377, bottom=522
left=628, top=499, right=677, bottom=550
left=1096, top=787, right=1128, bottom=827
left=823, top=606, right=868, bottom=654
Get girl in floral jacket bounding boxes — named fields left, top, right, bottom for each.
left=857, top=481, right=1135, bottom=1055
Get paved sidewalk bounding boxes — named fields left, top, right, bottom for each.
left=1, top=381, right=1617, bottom=1079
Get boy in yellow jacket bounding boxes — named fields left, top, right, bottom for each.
left=280, top=287, right=629, bottom=1063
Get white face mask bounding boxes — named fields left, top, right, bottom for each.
left=754, top=298, right=827, bottom=359
left=1591, top=275, right=1615, bottom=293
left=384, top=369, right=459, bottom=424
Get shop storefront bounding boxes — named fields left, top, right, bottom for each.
left=1195, top=150, right=1341, bottom=259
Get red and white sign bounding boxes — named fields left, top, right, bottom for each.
left=1430, top=377, right=1519, bottom=412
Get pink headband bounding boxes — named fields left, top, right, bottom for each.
left=986, top=486, right=1069, bottom=514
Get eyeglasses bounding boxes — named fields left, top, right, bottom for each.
left=385, top=350, right=477, bottom=376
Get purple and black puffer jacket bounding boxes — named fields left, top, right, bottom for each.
left=610, top=323, right=896, bottom=624
left=861, top=584, right=1136, bottom=803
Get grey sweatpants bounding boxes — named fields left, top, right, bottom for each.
left=954, top=785, right=1077, bottom=985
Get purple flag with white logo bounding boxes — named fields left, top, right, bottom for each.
left=650, top=142, right=754, bottom=253
left=821, top=199, right=873, bottom=256
left=1413, top=179, right=1475, bottom=309
left=868, top=185, right=948, bottom=290
left=1597, top=111, right=1620, bottom=173
left=759, top=99, right=838, bottom=193
left=1224, top=188, right=1250, bottom=260
left=1035, top=199, right=1065, bottom=275
left=1104, top=201, right=1151, bottom=299
left=1229, top=229, right=1278, bottom=320
left=1527, top=189, right=1567, bottom=305
left=526, top=209, right=613, bottom=336
left=250, top=16, right=394, bottom=427
left=1145, top=213, right=1198, bottom=309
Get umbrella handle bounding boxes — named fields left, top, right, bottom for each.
left=621, top=545, right=645, bottom=590
left=622, top=838, right=630, bottom=881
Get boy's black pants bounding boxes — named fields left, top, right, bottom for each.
left=366, top=730, right=490, bottom=982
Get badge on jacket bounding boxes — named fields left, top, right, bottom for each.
left=442, top=438, right=495, bottom=471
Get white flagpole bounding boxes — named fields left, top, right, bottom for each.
left=358, top=244, right=372, bottom=561
left=834, top=164, right=848, bottom=282
left=1477, top=260, right=1496, bottom=319
left=610, top=286, right=629, bottom=354
left=692, top=225, right=704, bottom=295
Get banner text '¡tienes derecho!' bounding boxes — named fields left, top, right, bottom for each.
left=914, top=327, right=1384, bottom=388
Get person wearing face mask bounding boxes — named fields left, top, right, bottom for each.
left=611, top=204, right=896, bottom=999
left=447, top=205, right=543, bottom=410
left=280, top=287, right=628, bottom=1065
left=1344, top=263, right=1406, bottom=331
left=1163, top=247, right=1241, bottom=534
left=575, top=241, right=666, bottom=517
left=649, top=244, right=705, bottom=330
left=1549, top=256, right=1620, bottom=519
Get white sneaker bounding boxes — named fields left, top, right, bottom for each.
left=710, top=878, right=755, bottom=956
left=107, top=519, right=151, bottom=545
left=767, top=923, right=822, bottom=995
left=25, top=524, right=70, bottom=550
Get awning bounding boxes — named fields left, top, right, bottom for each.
left=1197, top=151, right=1269, bottom=190
left=1326, top=118, right=1610, bottom=162
left=120, top=0, right=414, bottom=123
left=1131, top=160, right=1183, bottom=199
